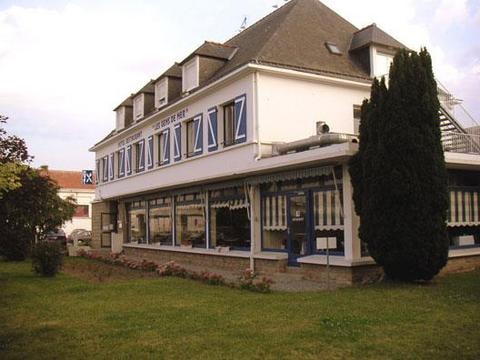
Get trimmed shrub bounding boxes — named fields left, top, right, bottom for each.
left=0, top=227, right=32, bottom=261
left=31, top=241, right=63, bottom=277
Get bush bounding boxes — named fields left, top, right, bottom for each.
left=31, top=241, right=63, bottom=277
left=0, top=227, right=32, bottom=261
left=239, top=269, right=274, bottom=293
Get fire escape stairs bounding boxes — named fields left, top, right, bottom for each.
left=439, top=105, right=480, bottom=154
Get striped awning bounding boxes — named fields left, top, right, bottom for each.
left=448, top=189, right=480, bottom=227
left=263, top=195, right=287, bottom=231
left=248, top=166, right=334, bottom=185
left=210, top=198, right=249, bottom=210
left=176, top=203, right=205, bottom=210
left=313, top=190, right=344, bottom=230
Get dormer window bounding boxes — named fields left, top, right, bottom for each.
left=133, top=95, right=144, bottom=120
left=155, top=78, right=168, bottom=108
left=325, top=42, right=342, bottom=55
left=182, top=57, right=199, bottom=92
left=116, top=107, right=125, bottom=131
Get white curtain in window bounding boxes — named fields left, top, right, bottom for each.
left=313, top=190, right=344, bottom=230
left=263, top=195, right=287, bottom=231
left=448, top=190, right=480, bottom=226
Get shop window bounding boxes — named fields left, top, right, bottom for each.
left=262, top=195, right=288, bottom=250
left=448, top=227, right=480, bottom=248
left=209, top=188, right=250, bottom=250
left=74, top=205, right=89, bottom=218
left=149, top=197, right=172, bottom=246
left=313, top=189, right=345, bottom=255
left=175, top=194, right=206, bottom=247
left=127, top=201, right=147, bottom=244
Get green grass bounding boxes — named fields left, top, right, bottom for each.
left=1, top=259, right=479, bottom=360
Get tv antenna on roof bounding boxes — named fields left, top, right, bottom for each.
left=273, top=0, right=289, bottom=8
left=239, top=16, right=247, bottom=32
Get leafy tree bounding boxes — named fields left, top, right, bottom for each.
left=349, top=48, right=449, bottom=281
left=0, top=115, right=31, bottom=197
left=0, top=116, right=75, bottom=261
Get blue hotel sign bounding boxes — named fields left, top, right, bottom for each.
left=82, top=170, right=94, bottom=185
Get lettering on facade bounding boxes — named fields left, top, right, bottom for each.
left=153, top=107, right=189, bottom=131
left=118, top=131, right=142, bottom=148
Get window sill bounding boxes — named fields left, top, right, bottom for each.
left=297, top=255, right=376, bottom=267
left=449, top=247, right=480, bottom=258
left=122, top=243, right=290, bottom=261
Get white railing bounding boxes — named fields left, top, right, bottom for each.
left=442, top=132, right=480, bottom=154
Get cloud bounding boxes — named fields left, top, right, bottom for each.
left=0, top=0, right=479, bottom=169
left=432, top=0, right=468, bottom=28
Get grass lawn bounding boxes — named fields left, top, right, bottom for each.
left=1, top=258, right=479, bottom=359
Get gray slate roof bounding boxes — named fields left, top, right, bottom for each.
left=350, top=23, right=406, bottom=51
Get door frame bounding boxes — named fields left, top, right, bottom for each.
left=286, top=191, right=312, bottom=265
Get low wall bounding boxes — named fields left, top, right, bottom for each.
left=121, top=247, right=480, bottom=287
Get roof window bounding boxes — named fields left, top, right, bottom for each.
left=325, top=42, right=342, bottom=55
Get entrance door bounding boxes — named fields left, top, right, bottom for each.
left=287, top=194, right=309, bottom=265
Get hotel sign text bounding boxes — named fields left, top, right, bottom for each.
left=118, top=131, right=142, bottom=148
left=153, top=107, right=189, bottom=131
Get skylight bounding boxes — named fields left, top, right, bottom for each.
left=325, top=42, right=342, bottom=55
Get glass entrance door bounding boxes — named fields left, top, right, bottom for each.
left=287, top=194, right=308, bottom=265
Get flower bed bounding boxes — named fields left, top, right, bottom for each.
left=77, top=250, right=273, bottom=292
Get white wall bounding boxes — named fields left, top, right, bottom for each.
left=95, top=73, right=255, bottom=199
left=58, top=189, right=95, bottom=235
left=257, top=72, right=370, bottom=143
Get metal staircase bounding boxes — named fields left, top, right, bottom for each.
left=437, top=81, right=480, bottom=154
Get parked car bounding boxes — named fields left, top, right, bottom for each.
left=68, top=229, right=92, bottom=246
left=44, top=228, right=67, bottom=247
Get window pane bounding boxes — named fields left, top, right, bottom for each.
left=224, top=103, right=235, bottom=146
left=128, top=207, right=147, bottom=244
left=149, top=206, right=172, bottom=246
left=175, top=203, right=205, bottom=247
left=210, top=201, right=250, bottom=250
left=187, top=120, right=195, bottom=156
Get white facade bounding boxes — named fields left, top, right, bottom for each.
left=58, top=188, right=95, bottom=235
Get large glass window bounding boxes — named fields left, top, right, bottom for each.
left=313, top=189, right=345, bottom=255
left=149, top=197, right=172, bottom=246
left=127, top=201, right=147, bottom=244
left=262, top=194, right=288, bottom=250
left=223, top=102, right=235, bottom=147
left=209, top=187, right=250, bottom=250
left=175, top=193, right=206, bottom=247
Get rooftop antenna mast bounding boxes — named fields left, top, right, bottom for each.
left=239, top=16, right=247, bottom=32
left=273, top=0, right=289, bottom=9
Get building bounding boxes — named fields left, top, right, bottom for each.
left=43, top=170, right=95, bottom=236
left=90, top=0, right=480, bottom=285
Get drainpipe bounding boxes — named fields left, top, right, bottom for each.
left=247, top=183, right=255, bottom=272
left=253, top=67, right=262, bottom=162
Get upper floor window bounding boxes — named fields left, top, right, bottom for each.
left=74, top=205, right=89, bottom=218
left=353, top=105, right=361, bottom=135
left=223, top=102, right=235, bottom=147
left=182, top=57, right=199, bottom=92
left=158, top=129, right=170, bottom=166
left=223, top=95, right=247, bottom=147
left=135, top=139, right=145, bottom=172
left=374, top=52, right=394, bottom=78
left=155, top=78, right=168, bottom=108
left=186, top=115, right=203, bottom=157
left=133, top=95, right=144, bottom=120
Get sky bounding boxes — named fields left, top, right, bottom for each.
left=0, top=0, right=479, bottom=170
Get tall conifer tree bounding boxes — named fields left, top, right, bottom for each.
left=349, top=48, right=449, bottom=281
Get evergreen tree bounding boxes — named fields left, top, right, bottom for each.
left=349, top=48, right=449, bottom=281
